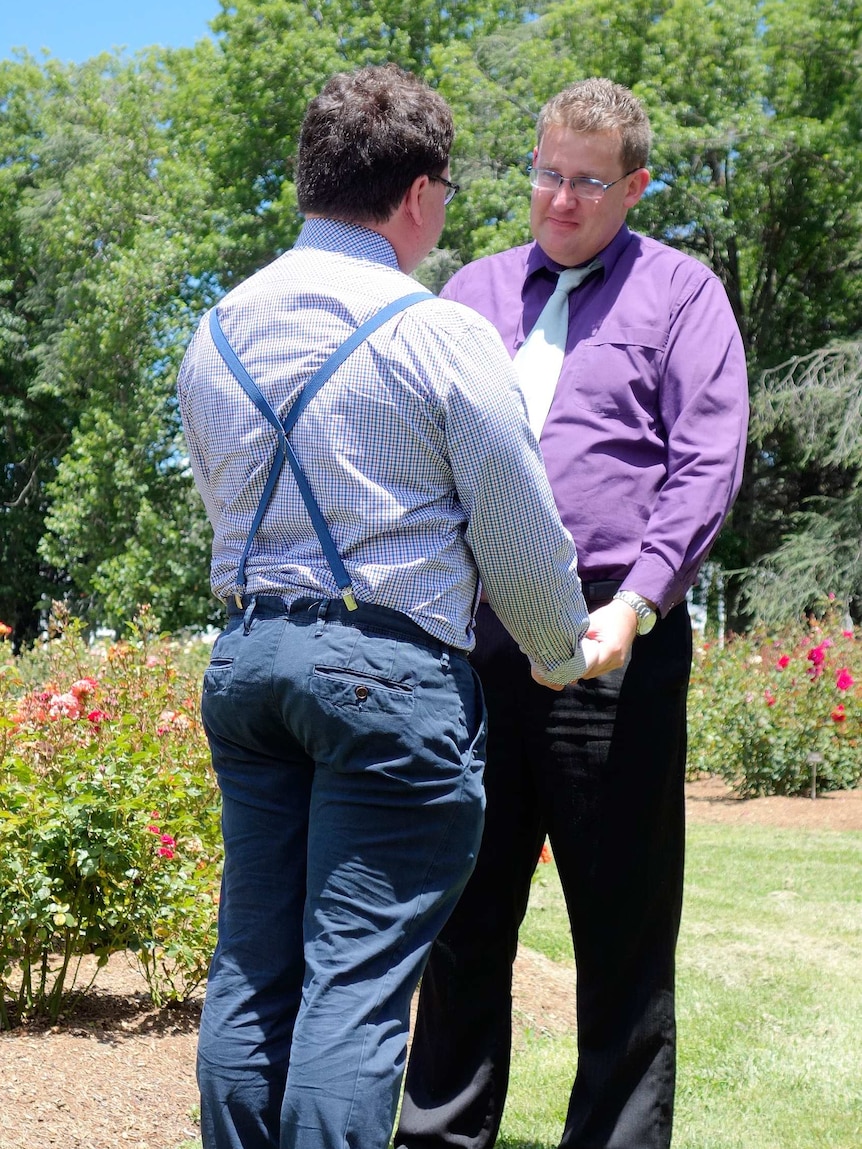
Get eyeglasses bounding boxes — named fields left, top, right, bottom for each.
left=429, top=174, right=460, bottom=205
left=529, top=166, right=639, bottom=201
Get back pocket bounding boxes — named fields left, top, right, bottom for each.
left=203, top=657, right=234, bottom=695
left=311, top=665, right=415, bottom=716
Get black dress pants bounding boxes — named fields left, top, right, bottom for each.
left=396, top=596, right=692, bottom=1149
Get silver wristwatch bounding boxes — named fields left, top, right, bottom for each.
left=613, top=590, right=657, bottom=636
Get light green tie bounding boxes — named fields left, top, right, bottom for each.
left=514, top=260, right=601, bottom=436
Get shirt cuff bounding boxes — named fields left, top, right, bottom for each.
left=529, top=645, right=587, bottom=687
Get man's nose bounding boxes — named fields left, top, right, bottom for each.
left=550, top=180, right=579, bottom=207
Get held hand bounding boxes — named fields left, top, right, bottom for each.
left=529, top=635, right=603, bottom=690
left=578, top=600, right=638, bottom=679
left=529, top=599, right=642, bottom=689
left=530, top=665, right=566, bottom=691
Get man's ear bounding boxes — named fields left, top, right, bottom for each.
left=623, top=167, right=651, bottom=208
left=403, top=173, right=431, bottom=228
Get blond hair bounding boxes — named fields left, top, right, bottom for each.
left=537, top=78, right=652, bottom=171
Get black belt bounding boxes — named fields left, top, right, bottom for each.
left=580, top=579, right=622, bottom=607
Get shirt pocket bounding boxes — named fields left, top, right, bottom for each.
left=567, top=325, right=668, bottom=427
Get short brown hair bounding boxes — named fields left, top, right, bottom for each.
left=537, top=78, right=652, bottom=172
left=296, top=64, right=454, bottom=224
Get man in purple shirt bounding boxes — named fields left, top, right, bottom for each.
left=396, top=78, right=749, bottom=1149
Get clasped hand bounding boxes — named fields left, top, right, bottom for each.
left=531, top=599, right=639, bottom=690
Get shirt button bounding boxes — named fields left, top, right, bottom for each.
left=355, top=685, right=369, bottom=701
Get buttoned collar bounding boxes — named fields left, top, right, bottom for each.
left=524, top=223, right=634, bottom=287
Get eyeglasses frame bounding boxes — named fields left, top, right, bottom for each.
left=529, top=166, right=640, bottom=201
left=429, top=174, right=460, bottom=205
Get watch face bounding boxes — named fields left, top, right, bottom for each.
left=638, top=610, right=657, bottom=635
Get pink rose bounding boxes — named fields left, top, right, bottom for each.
left=70, top=677, right=99, bottom=700
left=835, top=668, right=854, bottom=691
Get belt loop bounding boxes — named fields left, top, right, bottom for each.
left=242, top=596, right=257, bottom=635
left=441, top=647, right=450, bottom=670
left=314, top=599, right=328, bottom=637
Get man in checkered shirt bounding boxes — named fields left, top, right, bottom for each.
left=178, top=63, right=618, bottom=1149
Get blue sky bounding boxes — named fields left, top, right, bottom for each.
left=1, top=0, right=221, bottom=64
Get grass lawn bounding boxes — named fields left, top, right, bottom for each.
left=500, top=823, right=862, bottom=1149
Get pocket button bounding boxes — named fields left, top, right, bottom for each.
left=355, top=685, right=369, bottom=701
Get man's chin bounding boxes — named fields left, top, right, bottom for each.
left=534, top=223, right=588, bottom=267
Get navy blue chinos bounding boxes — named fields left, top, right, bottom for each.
left=197, top=596, right=486, bottom=1149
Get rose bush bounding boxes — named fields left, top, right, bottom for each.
left=688, top=608, right=860, bottom=797
left=3, top=600, right=858, bottom=1025
left=0, top=605, right=220, bottom=1027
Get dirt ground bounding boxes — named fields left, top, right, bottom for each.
left=1, top=777, right=859, bottom=1149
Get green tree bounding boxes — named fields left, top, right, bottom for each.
left=193, top=0, right=529, bottom=281
left=745, top=341, right=862, bottom=624
left=1, top=50, right=220, bottom=637
left=1, top=56, right=82, bottom=645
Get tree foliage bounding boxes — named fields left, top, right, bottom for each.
left=1, top=0, right=860, bottom=638
left=1, top=50, right=221, bottom=639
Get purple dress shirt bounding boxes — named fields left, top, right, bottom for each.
left=440, top=225, right=750, bottom=616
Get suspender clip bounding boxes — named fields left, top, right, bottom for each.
left=341, top=587, right=358, bottom=612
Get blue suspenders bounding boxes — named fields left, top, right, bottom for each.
left=208, top=291, right=433, bottom=610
